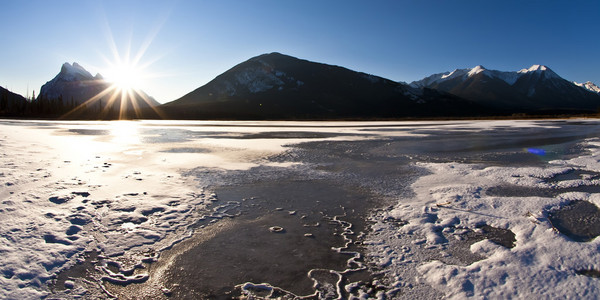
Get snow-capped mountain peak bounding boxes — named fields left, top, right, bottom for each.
left=39, top=62, right=102, bottom=101
left=59, top=62, right=95, bottom=82
left=574, top=81, right=600, bottom=94
left=410, top=65, right=521, bottom=88
left=441, top=68, right=467, bottom=80
left=517, top=64, right=560, bottom=79
left=39, top=62, right=159, bottom=109
left=441, top=66, right=488, bottom=79
left=468, top=65, right=486, bottom=77
left=411, top=64, right=567, bottom=90
left=522, top=64, right=548, bottom=72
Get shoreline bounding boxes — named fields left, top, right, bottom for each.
left=1, top=112, right=599, bottom=122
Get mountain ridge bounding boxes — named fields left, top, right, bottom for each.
left=410, top=64, right=600, bottom=113
left=161, top=52, right=490, bottom=119
left=2, top=53, right=599, bottom=119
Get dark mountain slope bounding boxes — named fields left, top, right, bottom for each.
left=162, top=53, right=491, bottom=119
left=0, top=86, right=28, bottom=116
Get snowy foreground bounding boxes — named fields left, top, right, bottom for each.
left=1, top=119, right=600, bottom=299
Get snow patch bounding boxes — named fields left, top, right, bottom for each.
left=233, top=67, right=285, bottom=93
left=467, top=65, right=486, bottom=77
left=220, top=62, right=306, bottom=95
left=520, top=64, right=548, bottom=72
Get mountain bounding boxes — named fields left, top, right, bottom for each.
left=162, top=52, right=491, bottom=119
left=574, top=81, right=600, bottom=94
left=39, top=62, right=106, bottom=104
left=0, top=86, right=28, bottom=116
left=411, top=65, right=600, bottom=113
left=38, top=62, right=159, bottom=118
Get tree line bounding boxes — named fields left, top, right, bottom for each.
left=0, top=90, right=122, bottom=119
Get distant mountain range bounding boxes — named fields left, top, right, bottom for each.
left=574, top=81, right=600, bottom=94
left=2, top=53, right=599, bottom=119
left=410, top=64, right=600, bottom=114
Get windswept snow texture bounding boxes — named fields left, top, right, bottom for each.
left=2, top=119, right=600, bottom=299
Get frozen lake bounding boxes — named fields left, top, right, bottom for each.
left=1, top=119, right=600, bottom=299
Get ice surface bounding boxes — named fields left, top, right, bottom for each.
left=3, top=119, right=600, bottom=298
left=0, top=119, right=400, bottom=298
left=365, top=132, right=600, bottom=298
left=0, top=121, right=224, bottom=298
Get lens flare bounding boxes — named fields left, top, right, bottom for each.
left=526, top=148, right=546, bottom=156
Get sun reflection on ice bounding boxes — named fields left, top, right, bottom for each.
left=110, top=121, right=141, bottom=145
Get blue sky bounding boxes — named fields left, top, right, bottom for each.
left=1, top=0, right=598, bottom=103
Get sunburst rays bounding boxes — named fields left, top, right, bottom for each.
left=60, top=8, right=167, bottom=120
left=60, top=82, right=164, bottom=120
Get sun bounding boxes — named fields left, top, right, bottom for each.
left=60, top=11, right=169, bottom=120
left=105, top=62, right=144, bottom=92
